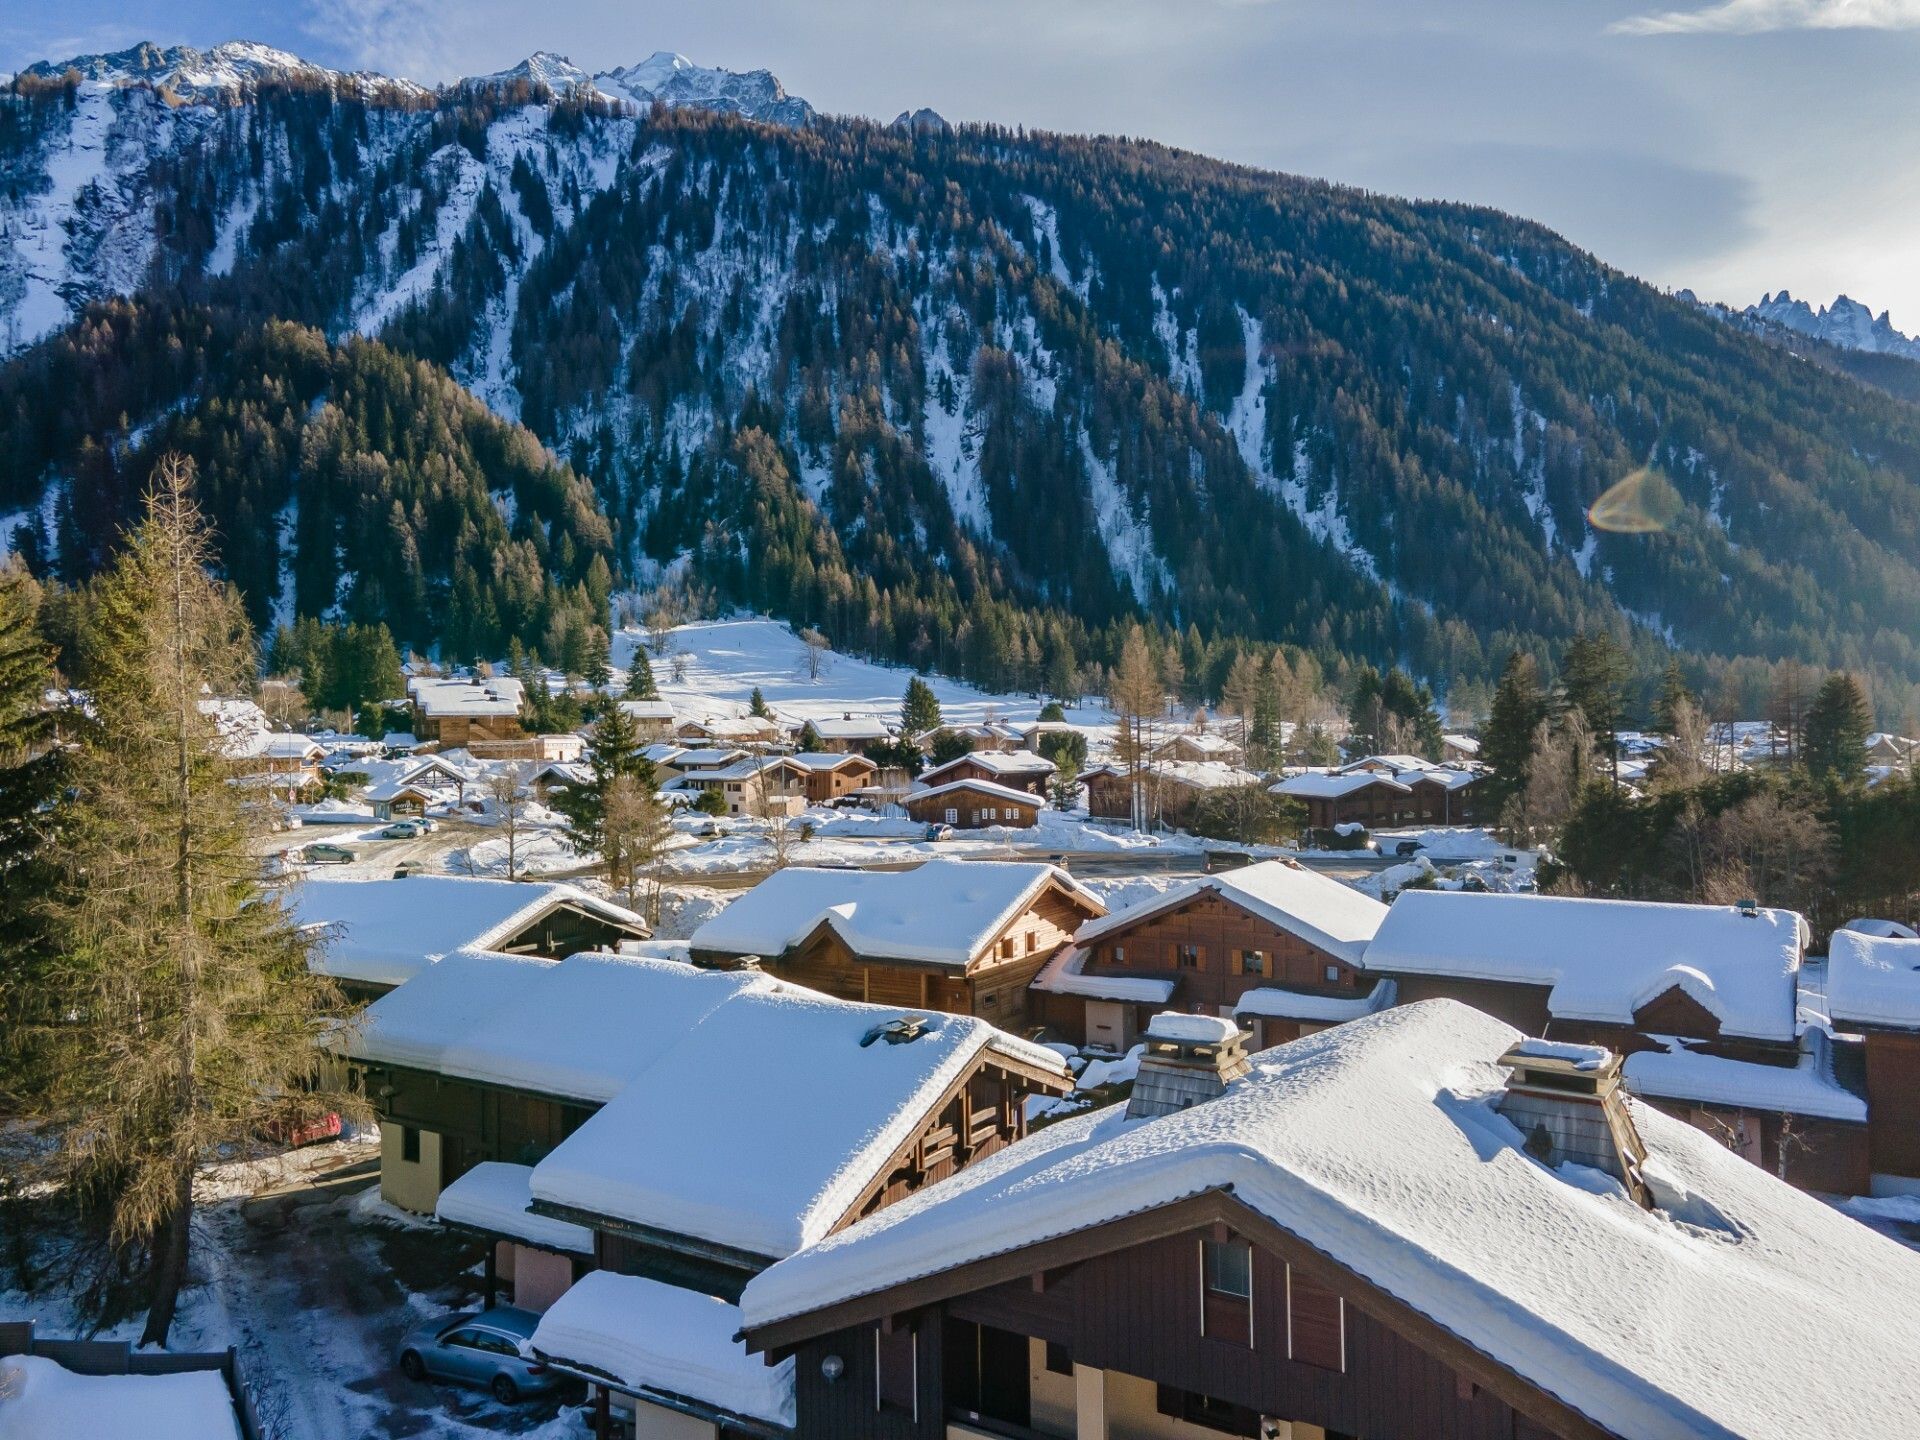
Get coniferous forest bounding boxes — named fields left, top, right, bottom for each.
left=6, top=72, right=1920, bottom=717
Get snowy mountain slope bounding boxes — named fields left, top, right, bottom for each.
left=1744, top=290, right=1920, bottom=361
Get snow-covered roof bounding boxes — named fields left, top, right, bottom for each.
left=1272, top=770, right=1412, bottom=799
left=1145, top=1012, right=1241, bottom=1044
left=807, top=716, right=891, bottom=739
left=1075, top=860, right=1387, bottom=968
left=1443, top=734, right=1481, bottom=754
left=530, top=984, right=1065, bottom=1258
left=639, top=742, right=688, bottom=765
left=345, top=951, right=771, bottom=1100
left=292, top=876, right=648, bottom=988
left=531, top=1271, right=794, bottom=1428
left=1826, top=929, right=1920, bottom=1031
left=1341, top=753, right=1437, bottom=774
left=909, top=776, right=1046, bottom=808
left=1841, top=917, right=1920, bottom=941
left=689, top=860, right=1100, bottom=970
left=1623, top=1034, right=1865, bottom=1123
left=922, top=750, right=1055, bottom=781
left=1365, top=891, right=1805, bottom=1041
left=786, top=751, right=876, bottom=772
left=1030, top=944, right=1176, bottom=1003
left=671, top=746, right=747, bottom=769
left=1156, top=732, right=1241, bottom=756
left=0, top=1355, right=242, bottom=1440
left=407, top=675, right=525, bottom=718
left=617, top=699, right=677, bottom=721
left=436, top=1162, right=594, bottom=1254
left=1233, top=978, right=1397, bottom=1025
left=741, top=1001, right=1920, bottom=1440
left=1155, top=759, right=1261, bottom=790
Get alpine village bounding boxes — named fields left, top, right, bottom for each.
left=6, top=24, right=1920, bottom=1440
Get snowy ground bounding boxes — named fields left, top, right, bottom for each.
left=617, top=615, right=1117, bottom=740
left=0, top=1139, right=589, bottom=1440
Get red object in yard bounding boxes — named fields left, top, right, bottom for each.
left=272, top=1112, right=344, bottom=1148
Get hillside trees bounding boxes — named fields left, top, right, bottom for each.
left=1804, top=673, right=1873, bottom=785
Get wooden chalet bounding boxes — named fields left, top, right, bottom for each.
left=737, top=1002, right=1920, bottom=1440
left=1077, top=762, right=1260, bottom=832
left=291, top=875, right=650, bottom=1003
left=1031, top=860, right=1388, bottom=1051
left=616, top=697, right=678, bottom=739
left=407, top=674, right=528, bottom=748
left=807, top=714, right=895, bottom=753
left=1366, top=890, right=1867, bottom=1192
left=1272, top=757, right=1482, bottom=832
left=788, top=752, right=880, bottom=803
left=903, top=777, right=1042, bottom=830
left=1827, top=927, right=1920, bottom=1196
left=919, top=750, right=1057, bottom=799
left=337, top=951, right=1071, bottom=1440
left=688, top=861, right=1105, bottom=1030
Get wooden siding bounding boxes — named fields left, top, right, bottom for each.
left=786, top=1223, right=1583, bottom=1439
left=903, top=787, right=1040, bottom=829
left=1076, top=890, right=1366, bottom=1022
left=1864, top=1029, right=1920, bottom=1178
left=1389, top=974, right=1555, bottom=1036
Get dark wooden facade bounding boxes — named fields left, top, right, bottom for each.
left=920, top=755, right=1052, bottom=799
left=1858, top=1027, right=1920, bottom=1181
left=362, top=1062, right=595, bottom=1192
left=904, top=783, right=1041, bottom=830
left=764, top=882, right=1097, bottom=1031
left=749, top=1191, right=1607, bottom=1440
left=1036, top=889, right=1367, bottom=1047
left=1294, top=774, right=1481, bottom=832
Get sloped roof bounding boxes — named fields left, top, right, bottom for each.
left=529, top=983, right=1066, bottom=1258
left=1075, top=859, right=1387, bottom=968
left=689, top=860, right=1104, bottom=969
left=1273, top=770, right=1413, bottom=799
left=741, top=1001, right=1920, bottom=1440
left=291, top=876, right=648, bottom=988
left=1827, top=928, right=1920, bottom=1030
left=1366, top=890, right=1805, bottom=1040
left=922, top=750, right=1055, bottom=782
left=908, top=777, right=1046, bottom=808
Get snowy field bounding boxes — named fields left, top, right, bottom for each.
left=618, top=615, right=1117, bottom=737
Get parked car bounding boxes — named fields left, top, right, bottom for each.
left=1394, top=839, right=1426, bottom=858
left=380, top=821, right=423, bottom=840
left=303, top=843, right=357, bottom=864
left=924, top=823, right=953, bottom=841
left=415, top=816, right=438, bottom=832
left=397, top=1307, right=558, bottom=1404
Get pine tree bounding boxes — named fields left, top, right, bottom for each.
left=624, top=647, right=658, bottom=699
left=749, top=686, right=771, bottom=718
left=0, top=560, right=67, bottom=1040
left=584, top=629, right=613, bottom=692
left=902, top=675, right=942, bottom=735
left=1561, top=631, right=1631, bottom=782
left=23, top=459, right=350, bottom=1343
left=798, top=719, right=824, bottom=752
left=1805, top=673, right=1873, bottom=785
left=553, top=701, right=655, bottom=856
left=1481, top=652, right=1547, bottom=819
left=1654, top=658, right=1693, bottom=736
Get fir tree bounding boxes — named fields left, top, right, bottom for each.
left=1561, top=631, right=1631, bottom=782
left=0, top=560, right=67, bottom=1039
left=624, top=647, right=658, bottom=699
left=749, top=686, right=771, bottom=718
left=1805, top=673, right=1872, bottom=785
left=1481, top=652, right=1548, bottom=819
left=902, top=675, right=942, bottom=735
left=23, top=459, right=351, bottom=1343
left=553, top=701, right=656, bottom=856
left=797, top=719, right=824, bottom=752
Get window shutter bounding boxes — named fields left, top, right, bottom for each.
left=1286, top=1265, right=1345, bottom=1371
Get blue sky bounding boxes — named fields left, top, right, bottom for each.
left=6, top=0, right=1918, bottom=325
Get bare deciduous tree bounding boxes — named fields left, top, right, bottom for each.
left=799, top=627, right=831, bottom=682
left=603, top=773, right=673, bottom=921
left=487, top=766, right=530, bottom=880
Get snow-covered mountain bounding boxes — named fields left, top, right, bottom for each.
left=0, top=40, right=812, bottom=354
left=1743, top=290, right=1920, bottom=362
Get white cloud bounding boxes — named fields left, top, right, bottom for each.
left=304, top=0, right=462, bottom=82
left=1612, top=0, right=1920, bottom=35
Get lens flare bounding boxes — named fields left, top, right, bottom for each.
left=1588, top=467, right=1683, bottom=534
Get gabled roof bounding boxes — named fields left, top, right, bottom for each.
left=921, top=750, right=1055, bottom=783
left=528, top=982, right=1067, bottom=1258
left=1272, top=770, right=1413, bottom=799
left=1827, top=928, right=1920, bottom=1031
left=292, top=876, right=648, bottom=988
left=407, top=674, right=525, bottom=718
left=786, top=751, right=877, bottom=772
left=617, top=699, right=677, bottom=720
left=689, top=860, right=1104, bottom=970
left=908, top=776, right=1046, bottom=808
left=1365, top=891, right=1805, bottom=1041
left=806, top=716, right=892, bottom=739
left=740, top=1001, right=1920, bottom=1440
left=1075, top=859, right=1387, bottom=967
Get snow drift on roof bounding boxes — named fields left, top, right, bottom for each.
left=0, top=1355, right=241, bottom=1440
left=532, top=1271, right=794, bottom=1428
left=1232, top=978, right=1396, bottom=1025
left=922, top=750, right=1055, bottom=780
left=1272, top=770, right=1412, bottom=799
left=291, top=875, right=646, bottom=987
left=436, top=1163, right=594, bottom=1254
left=1076, top=859, right=1387, bottom=968
left=742, top=1000, right=1920, bottom=1440
left=1623, top=1036, right=1865, bottom=1123
left=1145, top=1012, right=1241, bottom=1044
left=1031, top=944, right=1176, bottom=1003
left=1827, top=929, right=1920, bottom=1030
left=910, top=776, right=1046, bottom=807
left=1365, top=891, right=1803, bottom=1040
left=689, top=860, right=1101, bottom=969
left=529, top=986, right=1064, bottom=1258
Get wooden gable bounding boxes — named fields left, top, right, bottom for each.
left=1632, top=984, right=1723, bottom=1040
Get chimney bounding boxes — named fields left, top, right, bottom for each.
left=1496, top=1039, right=1650, bottom=1207
left=690, top=949, right=763, bottom=973
left=1126, top=1013, right=1252, bottom=1120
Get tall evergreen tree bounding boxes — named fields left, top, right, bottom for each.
left=624, top=646, right=658, bottom=699
left=1481, top=652, right=1548, bottom=818
left=1561, top=631, right=1632, bottom=782
left=0, top=560, right=67, bottom=1040
left=23, top=459, right=350, bottom=1343
left=1805, top=673, right=1873, bottom=785
left=749, top=686, right=771, bottom=718
left=902, top=675, right=942, bottom=735
left=553, top=701, right=656, bottom=856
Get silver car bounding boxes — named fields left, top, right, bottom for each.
left=397, top=1306, right=559, bottom=1404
